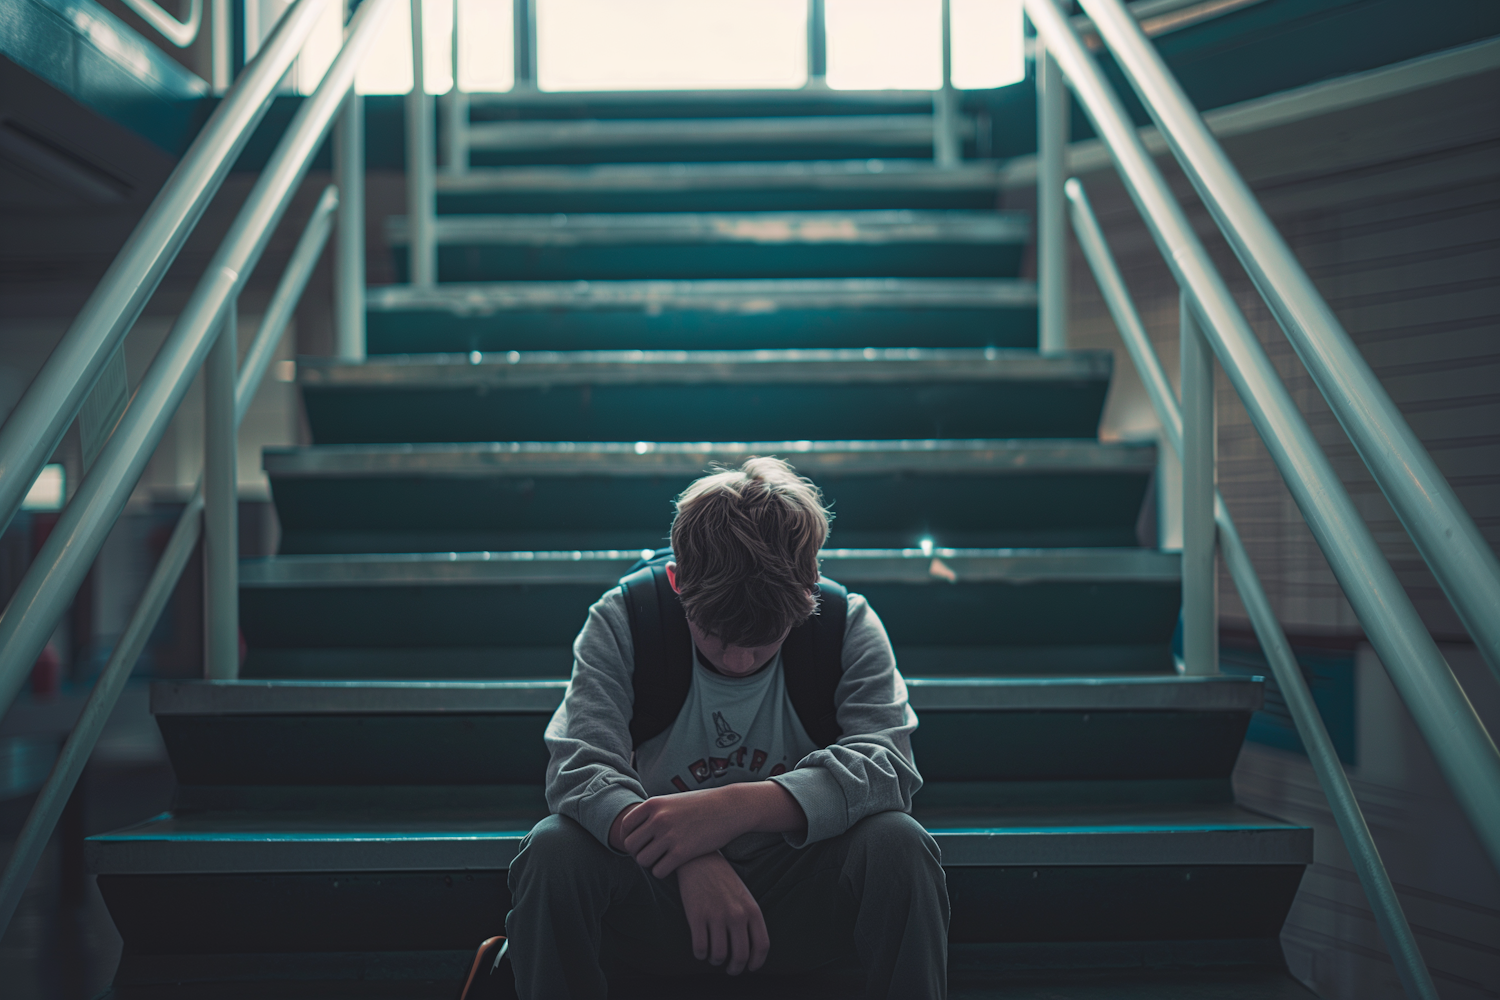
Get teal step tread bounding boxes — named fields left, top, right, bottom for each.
left=237, top=548, right=1180, bottom=654
left=239, top=644, right=1178, bottom=680
left=263, top=438, right=1149, bottom=476
left=239, top=547, right=1178, bottom=588
left=461, top=115, right=961, bottom=154
left=296, top=348, right=1112, bottom=444
left=388, top=211, right=1028, bottom=248
left=86, top=803, right=1310, bottom=874
left=364, top=278, right=1038, bottom=352
left=386, top=210, right=1026, bottom=281
left=434, top=160, right=1004, bottom=196
left=150, top=676, right=1261, bottom=716
left=265, top=439, right=1152, bottom=554
left=434, top=160, right=1006, bottom=212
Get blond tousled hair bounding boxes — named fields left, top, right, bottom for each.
left=669, top=456, right=831, bottom=647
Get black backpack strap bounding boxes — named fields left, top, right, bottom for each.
left=621, top=560, right=693, bottom=748
left=781, top=577, right=848, bottom=748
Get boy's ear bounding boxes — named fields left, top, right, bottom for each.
left=665, top=561, right=680, bottom=594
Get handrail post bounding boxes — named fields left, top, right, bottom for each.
left=933, top=0, right=960, bottom=168
left=204, top=303, right=239, bottom=680
left=335, top=90, right=367, bottom=361
left=1036, top=41, right=1069, bottom=354
left=442, top=0, right=468, bottom=175
left=1066, top=175, right=1440, bottom=1000
left=513, top=0, right=536, bottom=90
left=806, top=0, right=826, bottom=86
left=211, top=0, right=231, bottom=92
left=407, top=0, right=438, bottom=286
left=1180, top=290, right=1217, bottom=674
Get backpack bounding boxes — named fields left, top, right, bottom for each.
left=619, top=548, right=848, bottom=749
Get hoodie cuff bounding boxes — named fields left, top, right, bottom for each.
left=577, top=779, right=646, bottom=855
left=770, top=766, right=847, bottom=848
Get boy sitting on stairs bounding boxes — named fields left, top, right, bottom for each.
left=506, top=456, right=949, bottom=998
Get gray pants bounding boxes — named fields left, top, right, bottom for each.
left=506, top=810, right=949, bottom=999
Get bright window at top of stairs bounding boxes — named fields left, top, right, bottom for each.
left=536, top=0, right=808, bottom=91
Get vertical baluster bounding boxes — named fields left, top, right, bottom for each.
left=934, top=0, right=960, bottom=168
left=514, top=0, right=536, bottom=90
left=1036, top=43, right=1069, bottom=355
left=335, top=91, right=366, bottom=361
left=443, top=0, right=468, bottom=174
left=1180, top=290, right=1218, bottom=675
left=211, top=0, right=232, bottom=93
left=806, top=0, right=826, bottom=86
left=204, top=304, right=239, bottom=680
left=407, top=0, right=437, bottom=286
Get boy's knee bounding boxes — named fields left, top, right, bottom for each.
left=511, top=814, right=610, bottom=885
left=847, top=811, right=942, bottom=872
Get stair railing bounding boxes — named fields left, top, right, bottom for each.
left=0, top=186, right=339, bottom=938
left=0, top=0, right=332, bottom=539
left=1023, top=0, right=1500, bottom=879
left=1066, top=177, right=1440, bottom=1000
left=119, top=0, right=203, bottom=48
left=0, top=0, right=402, bottom=939
left=1079, top=0, right=1500, bottom=682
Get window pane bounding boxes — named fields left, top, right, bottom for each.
left=536, top=0, right=807, bottom=92
left=825, top=0, right=941, bottom=91
left=458, top=0, right=514, bottom=92
left=951, top=0, right=1024, bottom=90
left=355, top=0, right=455, bottom=95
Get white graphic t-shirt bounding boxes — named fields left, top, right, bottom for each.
left=634, top=640, right=820, bottom=798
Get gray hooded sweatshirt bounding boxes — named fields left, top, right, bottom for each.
left=543, top=586, right=922, bottom=854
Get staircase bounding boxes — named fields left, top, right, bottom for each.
left=86, top=96, right=1316, bottom=997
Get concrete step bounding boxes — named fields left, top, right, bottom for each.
left=364, top=278, right=1037, bottom=354
left=461, top=114, right=969, bottom=161
left=386, top=210, right=1026, bottom=281
left=237, top=547, right=1181, bottom=678
left=99, top=954, right=1317, bottom=999
left=142, top=675, right=1260, bottom=789
left=89, top=798, right=1308, bottom=955
left=296, top=348, right=1113, bottom=444
left=435, top=160, right=1005, bottom=213
left=264, top=438, right=1155, bottom=554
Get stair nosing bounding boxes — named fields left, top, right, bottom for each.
left=86, top=812, right=1312, bottom=874
left=434, top=159, right=1004, bottom=194
left=237, top=547, right=1179, bottom=588
left=148, top=675, right=1260, bottom=717
left=295, top=348, right=1113, bottom=388
left=262, top=438, right=1155, bottom=478
left=462, top=114, right=972, bottom=152
left=365, top=277, right=1038, bottom=312
left=387, top=209, right=1027, bottom=247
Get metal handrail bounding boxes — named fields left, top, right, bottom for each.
left=0, top=186, right=339, bottom=939
left=1067, top=177, right=1439, bottom=1000
left=0, top=0, right=399, bottom=738
left=0, top=0, right=331, bottom=538
left=1020, top=0, right=1500, bottom=875
left=121, top=0, right=203, bottom=47
left=1077, top=0, right=1500, bottom=680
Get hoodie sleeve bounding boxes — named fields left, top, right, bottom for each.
left=543, top=587, right=647, bottom=852
left=770, top=592, right=922, bottom=847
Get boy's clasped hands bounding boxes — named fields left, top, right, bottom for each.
left=608, top=781, right=807, bottom=977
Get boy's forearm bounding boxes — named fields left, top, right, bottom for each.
left=725, top=779, right=807, bottom=835
left=613, top=780, right=808, bottom=863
